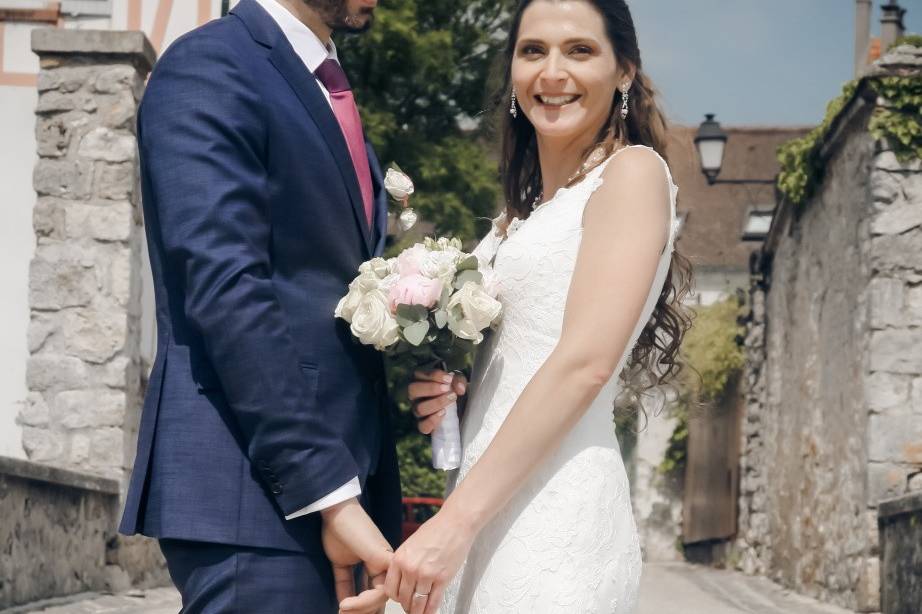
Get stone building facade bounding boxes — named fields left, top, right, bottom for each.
left=1, top=30, right=167, bottom=608
left=19, top=29, right=153, bottom=487
left=735, top=45, right=922, bottom=612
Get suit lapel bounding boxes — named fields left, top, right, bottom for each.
left=366, top=143, right=390, bottom=256
left=232, top=0, right=375, bottom=257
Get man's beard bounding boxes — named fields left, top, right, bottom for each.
left=301, top=0, right=374, bottom=34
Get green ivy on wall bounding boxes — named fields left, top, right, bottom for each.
left=777, top=42, right=922, bottom=207
left=869, top=76, right=922, bottom=160
left=891, top=34, right=922, bottom=49
left=777, top=80, right=859, bottom=207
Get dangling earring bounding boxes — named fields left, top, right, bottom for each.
left=620, top=82, right=631, bottom=120
left=510, top=87, right=518, bottom=119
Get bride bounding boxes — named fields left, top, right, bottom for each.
left=384, top=0, right=692, bottom=612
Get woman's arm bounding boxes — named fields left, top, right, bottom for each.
left=385, top=147, right=671, bottom=614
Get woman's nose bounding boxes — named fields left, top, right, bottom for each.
left=540, top=51, right=567, bottom=82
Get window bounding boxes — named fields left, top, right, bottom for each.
left=741, top=207, right=774, bottom=241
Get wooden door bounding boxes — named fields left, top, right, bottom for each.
left=682, top=377, right=743, bottom=544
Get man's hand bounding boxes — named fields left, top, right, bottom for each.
left=409, top=370, right=468, bottom=435
left=321, top=498, right=393, bottom=614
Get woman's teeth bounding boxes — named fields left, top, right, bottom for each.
left=537, top=94, right=579, bottom=106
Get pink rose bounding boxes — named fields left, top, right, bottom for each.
left=397, top=245, right=427, bottom=276
left=389, top=274, right=443, bottom=312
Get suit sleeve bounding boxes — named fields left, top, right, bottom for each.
left=138, top=34, right=358, bottom=516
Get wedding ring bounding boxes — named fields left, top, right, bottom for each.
left=413, top=591, right=429, bottom=599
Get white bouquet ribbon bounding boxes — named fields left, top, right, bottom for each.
left=431, top=399, right=462, bottom=471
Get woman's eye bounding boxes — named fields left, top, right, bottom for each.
left=521, top=45, right=544, bottom=56
left=571, top=46, right=593, bottom=55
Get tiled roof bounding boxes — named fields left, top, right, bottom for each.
left=666, top=124, right=812, bottom=270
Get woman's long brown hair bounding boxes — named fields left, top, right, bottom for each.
left=499, top=0, right=694, bottom=408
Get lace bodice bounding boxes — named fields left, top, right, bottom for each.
left=440, top=145, right=678, bottom=613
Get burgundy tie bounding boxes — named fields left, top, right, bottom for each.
left=314, top=58, right=374, bottom=229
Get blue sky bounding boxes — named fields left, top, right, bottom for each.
left=629, top=0, right=922, bottom=127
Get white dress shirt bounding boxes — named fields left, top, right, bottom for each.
left=254, top=0, right=362, bottom=520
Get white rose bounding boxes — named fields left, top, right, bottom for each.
left=447, top=282, right=502, bottom=343
left=384, top=168, right=415, bottom=201
left=432, top=236, right=463, bottom=251
left=350, top=290, right=400, bottom=350
left=378, top=272, right=401, bottom=294
left=334, top=283, right=365, bottom=321
left=355, top=271, right=382, bottom=293
left=447, top=314, right=484, bottom=344
left=359, top=257, right=392, bottom=279
left=421, top=250, right=462, bottom=286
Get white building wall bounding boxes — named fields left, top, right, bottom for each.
left=0, top=0, right=232, bottom=460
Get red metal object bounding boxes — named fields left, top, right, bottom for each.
left=401, top=496, right=443, bottom=543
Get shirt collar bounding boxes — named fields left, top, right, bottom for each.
left=254, top=0, right=339, bottom=72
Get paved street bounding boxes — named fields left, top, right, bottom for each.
left=6, top=563, right=854, bottom=614
left=635, top=563, right=853, bottom=614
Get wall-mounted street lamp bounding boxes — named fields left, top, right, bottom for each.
left=694, top=114, right=776, bottom=186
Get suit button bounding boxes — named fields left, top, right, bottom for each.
left=271, top=485, right=283, bottom=495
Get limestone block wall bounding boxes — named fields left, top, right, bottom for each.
left=735, top=47, right=922, bottom=613
left=17, top=30, right=155, bottom=485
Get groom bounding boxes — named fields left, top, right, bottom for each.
left=119, top=0, right=400, bottom=611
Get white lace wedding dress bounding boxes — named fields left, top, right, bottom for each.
left=439, top=145, right=679, bottom=614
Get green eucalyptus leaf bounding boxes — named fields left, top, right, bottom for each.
left=404, top=320, right=431, bottom=346
left=453, top=269, right=483, bottom=290
left=396, top=303, right=429, bottom=324
left=457, top=255, right=479, bottom=272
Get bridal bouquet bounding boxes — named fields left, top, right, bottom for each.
left=335, top=170, right=502, bottom=470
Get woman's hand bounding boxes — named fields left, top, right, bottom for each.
left=320, top=498, right=394, bottom=613
left=409, top=370, right=468, bottom=435
left=384, top=506, right=477, bottom=614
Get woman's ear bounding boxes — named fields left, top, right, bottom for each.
left=618, top=63, right=638, bottom=89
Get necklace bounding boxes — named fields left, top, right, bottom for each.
left=531, top=144, right=611, bottom=210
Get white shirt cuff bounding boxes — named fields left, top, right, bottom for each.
left=284, top=477, right=362, bottom=520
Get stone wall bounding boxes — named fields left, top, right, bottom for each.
left=18, top=30, right=154, bottom=487
left=878, top=492, right=922, bottom=614
left=734, top=46, right=922, bottom=612
left=0, top=457, right=120, bottom=609
left=8, top=29, right=168, bottom=604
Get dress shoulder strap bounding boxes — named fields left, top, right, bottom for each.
left=584, top=144, right=680, bottom=252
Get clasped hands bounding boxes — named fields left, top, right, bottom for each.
left=322, top=370, right=470, bottom=614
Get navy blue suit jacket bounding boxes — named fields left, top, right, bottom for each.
left=120, top=0, right=400, bottom=554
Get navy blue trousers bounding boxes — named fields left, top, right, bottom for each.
left=160, top=539, right=338, bottom=613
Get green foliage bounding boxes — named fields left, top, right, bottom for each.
left=395, top=414, right=448, bottom=497
left=658, top=408, right=688, bottom=477
left=338, top=0, right=515, bottom=496
left=891, top=34, right=922, bottom=50
left=869, top=76, right=922, bottom=161
left=338, top=0, right=516, bottom=243
left=776, top=80, right=859, bottom=207
left=680, top=297, right=746, bottom=401
left=658, top=296, right=746, bottom=476
left=777, top=41, right=922, bottom=206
